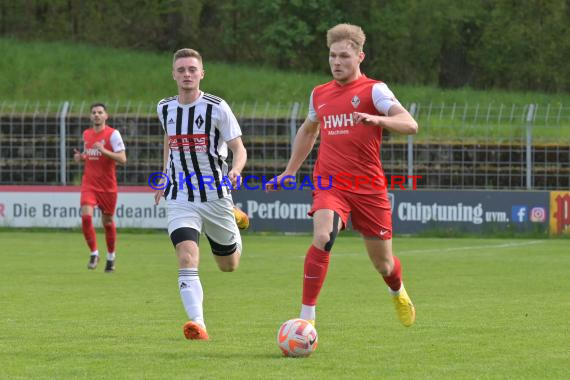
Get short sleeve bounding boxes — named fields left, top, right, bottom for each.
left=157, top=101, right=167, bottom=132
left=110, top=130, right=125, bottom=152
left=218, top=101, right=242, bottom=141
left=307, top=90, right=317, bottom=122
left=372, top=83, right=401, bottom=115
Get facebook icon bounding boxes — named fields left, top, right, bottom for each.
left=512, top=206, right=528, bottom=223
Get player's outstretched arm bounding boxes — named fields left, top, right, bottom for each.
left=353, top=104, right=418, bottom=135
left=227, top=137, right=247, bottom=187
left=268, top=117, right=319, bottom=191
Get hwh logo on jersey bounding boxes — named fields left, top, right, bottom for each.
left=84, top=139, right=105, bottom=157
left=322, top=113, right=354, bottom=129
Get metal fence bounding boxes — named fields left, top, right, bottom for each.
left=1, top=101, right=569, bottom=190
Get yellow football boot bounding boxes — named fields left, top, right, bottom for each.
left=392, top=286, right=416, bottom=327
left=233, top=206, right=250, bottom=230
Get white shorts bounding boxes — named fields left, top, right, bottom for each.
left=167, top=196, right=242, bottom=253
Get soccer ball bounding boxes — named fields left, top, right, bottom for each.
left=277, top=318, right=318, bottom=357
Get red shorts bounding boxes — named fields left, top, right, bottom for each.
left=309, top=187, right=392, bottom=239
left=80, top=191, right=118, bottom=215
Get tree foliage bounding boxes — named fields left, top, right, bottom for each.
left=1, top=0, right=569, bottom=91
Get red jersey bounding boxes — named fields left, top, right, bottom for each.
left=309, top=75, right=400, bottom=194
left=81, top=125, right=125, bottom=193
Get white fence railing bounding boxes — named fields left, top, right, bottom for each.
left=1, top=101, right=569, bottom=190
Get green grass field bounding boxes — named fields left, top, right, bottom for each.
left=2, top=38, right=570, bottom=106
left=1, top=231, right=568, bottom=379
left=2, top=38, right=569, bottom=142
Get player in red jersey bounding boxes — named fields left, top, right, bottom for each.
left=74, top=103, right=127, bottom=273
left=271, top=24, right=418, bottom=327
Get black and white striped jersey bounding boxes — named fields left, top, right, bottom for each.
left=157, top=92, right=242, bottom=202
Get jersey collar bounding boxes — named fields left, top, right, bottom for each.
left=92, top=125, right=108, bottom=134
left=177, top=91, right=203, bottom=107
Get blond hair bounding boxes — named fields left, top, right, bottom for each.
left=326, top=24, right=366, bottom=52
left=173, top=48, right=203, bottom=65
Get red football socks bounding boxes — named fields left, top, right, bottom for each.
left=104, top=221, right=116, bottom=253
left=383, top=255, right=403, bottom=291
left=302, top=245, right=331, bottom=306
left=81, top=215, right=97, bottom=251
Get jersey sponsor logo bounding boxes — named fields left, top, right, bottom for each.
left=169, top=134, right=209, bottom=153
left=351, top=95, right=360, bottom=108
left=322, top=113, right=354, bottom=129
left=168, top=118, right=175, bottom=125
left=84, top=139, right=105, bottom=158
left=327, top=129, right=349, bottom=135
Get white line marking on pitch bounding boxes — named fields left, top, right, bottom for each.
left=299, top=240, right=544, bottom=258
left=397, top=240, right=543, bottom=254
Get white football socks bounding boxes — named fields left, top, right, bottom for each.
left=389, top=283, right=404, bottom=296
left=300, top=304, right=316, bottom=321
left=107, top=252, right=115, bottom=261
left=178, top=268, right=205, bottom=328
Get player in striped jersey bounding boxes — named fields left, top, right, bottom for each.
left=154, top=48, right=248, bottom=340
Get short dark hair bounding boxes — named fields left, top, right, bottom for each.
left=90, top=103, right=107, bottom=111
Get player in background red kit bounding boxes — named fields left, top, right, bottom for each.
left=271, top=24, right=418, bottom=327
left=74, top=103, right=127, bottom=272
